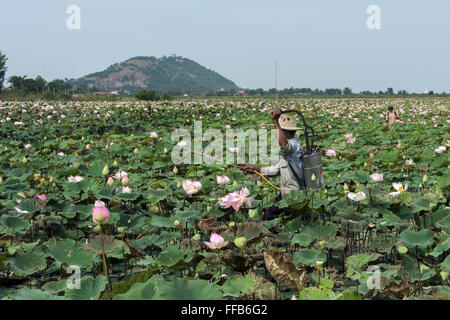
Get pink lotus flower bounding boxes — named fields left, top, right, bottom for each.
left=58, top=152, right=65, bottom=156
left=216, top=176, right=231, bottom=185
left=133, top=148, right=139, bottom=155
left=325, top=149, right=336, bottom=157
left=397, top=141, right=402, bottom=148
left=36, top=194, right=46, bottom=202
left=218, top=187, right=253, bottom=211
left=370, top=173, right=383, bottom=182
left=228, top=147, right=239, bottom=153
left=225, top=124, right=231, bottom=129
left=122, top=186, right=131, bottom=193
left=369, top=152, right=375, bottom=158
left=150, top=132, right=158, bottom=138
left=92, top=200, right=110, bottom=225
left=121, top=175, right=129, bottom=186
left=260, top=123, right=266, bottom=129
left=344, top=134, right=356, bottom=144
left=182, top=180, right=202, bottom=195
left=114, top=170, right=128, bottom=179
left=203, top=233, right=228, bottom=249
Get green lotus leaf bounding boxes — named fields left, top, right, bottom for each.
left=65, top=275, right=107, bottom=300
left=399, top=229, right=434, bottom=249
left=161, top=277, right=223, bottom=300
left=293, top=249, right=327, bottom=267
left=48, top=238, right=97, bottom=267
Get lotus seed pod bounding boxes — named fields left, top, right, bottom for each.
left=113, top=160, right=118, bottom=167
left=311, top=173, right=316, bottom=181
left=441, top=271, right=449, bottom=281
left=22, top=156, right=27, bottom=163
left=192, top=234, right=201, bottom=241
left=102, top=165, right=109, bottom=176
left=173, top=219, right=180, bottom=226
left=164, top=148, right=168, bottom=154
left=233, top=180, right=238, bottom=186
left=117, top=226, right=125, bottom=233
left=105, top=145, right=109, bottom=151
left=229, top=221, right=236, bottom=227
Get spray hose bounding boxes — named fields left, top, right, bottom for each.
left=174, top=143, right=281, bottom=191
left=254, top=171, right=281, bottom=191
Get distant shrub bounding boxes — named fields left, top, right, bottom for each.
left=135, top=90, right=159, bottom=101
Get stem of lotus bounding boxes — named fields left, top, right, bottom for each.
left=100, top=227, right=112, bottom=294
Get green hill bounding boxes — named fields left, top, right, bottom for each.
left=73, top=55, right=238, bottom=94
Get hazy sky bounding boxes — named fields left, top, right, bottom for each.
left=1, top=0, right=449, bottom=92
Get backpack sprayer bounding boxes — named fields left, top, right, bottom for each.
left=280, top=110, right=325, bottom=190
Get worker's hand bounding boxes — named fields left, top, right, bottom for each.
left=239, top=166, right=260, bottom=174
left=272, top=110, right=281, bottom=122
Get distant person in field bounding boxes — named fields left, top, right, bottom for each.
left=386, top=106, right=399, bottom=126
left=239, top=110, right=305, bottom=220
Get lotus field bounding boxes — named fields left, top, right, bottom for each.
left=0, top=98, right=449, bottom=300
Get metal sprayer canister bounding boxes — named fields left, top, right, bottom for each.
left=302, top=151, right=325, bottom=189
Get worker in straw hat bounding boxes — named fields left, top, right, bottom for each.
left=239, top=110, right=305, bottom=220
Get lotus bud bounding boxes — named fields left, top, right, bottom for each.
left=107, top=177, right=114, bottom=187
left=121, top=175, right=129, bottom=186
left=422, top=174, right=428, bottom=183
left=92, top=200, right=110, bottom=225
left=248, top=209, right=257, bottom=219
left=22, top=156, right=27, bottom=163
left=102, top=165, right=109, bottom=176
left=234, top=237, right=246, bottom=248
left=86, top=144, right=91, bottom=150
left=173, top=166, right=178, bottom=174
left=49, top=176, right=54, bottom=183
left=176, top=181, right=181, bottom=188
left=364, top=162, right=368, bottom=167
left=173, top=219, right=180, bottom=226
left=164, top=148, right=168, bottom=154
left=343, top=183, right=349, bottom=193
left=112, top=160, right=118, bottom=167
left=134, top=148, right=139, bottom=155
